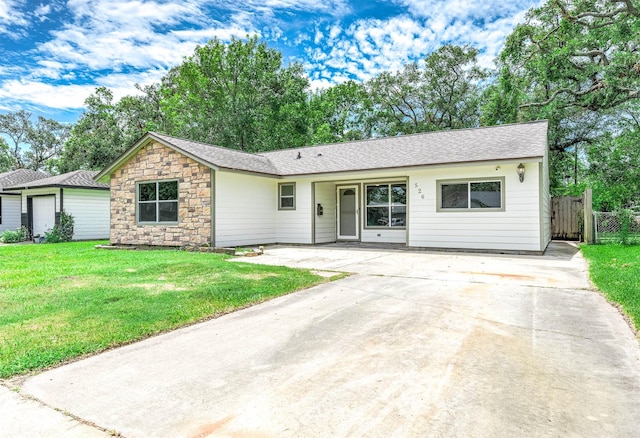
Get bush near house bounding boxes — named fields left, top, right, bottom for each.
left=0, top=226, right=30, bottom=243
left=581, top=244, right=640, bottom=332
left=0, top=241, right=333, bottom=378
left=44, top=210, right=75, bottom=243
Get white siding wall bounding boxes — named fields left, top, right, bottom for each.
left=276, top=180, right=313, bottom=244
left=64, top=189, right=111, bottom=240
left=215, top=171, right=277, bottom=247
left=407, top=162, right=543, bottom=252
left=361, top=229, right=406, bottom=244
left=20, top=188, right=61, bottom=213
left=0, top=195, right=22, bottom=232
left=314, top=182, right=337, bottom=243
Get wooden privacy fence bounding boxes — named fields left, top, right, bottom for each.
left=551, top=189, right=593, bottom=242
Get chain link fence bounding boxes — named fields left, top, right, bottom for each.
left=593, top=211, right=640, bottom=244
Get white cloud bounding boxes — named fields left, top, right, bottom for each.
left=35, top=1, right=257, bottom=78
left=34, top=3, right=51, bottom=21
left=0, top=79, right=98, bottom=110
left=309, top=16, right=436, bottom=83
left=0, top=0, right=27, bottom=31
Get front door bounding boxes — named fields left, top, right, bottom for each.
left=337, top=186, right=359, bottom=240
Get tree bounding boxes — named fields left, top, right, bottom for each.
left=0, top=110, right=32, bottom=168
left=0, top=110, right=70, bottom=172
left=367, top=45, right=488, bottom=136
left=24, top=117, right=70, bottom=173
left=584, top=112, right=640, bottom=210
left=488, top=0, right=640, bottom=192
left=161, top=36, right=310, bottom=152
left=501, top=0, right=639, bottom=112
left=59, top=88, right=126, bottom=172
left=0, top=138, right=14, bottom=172
left=307, top=81, right=373, bottom=144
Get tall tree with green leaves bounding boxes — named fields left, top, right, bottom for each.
left=59, top=88, right=125, bottom=173
left=161, top=36, right=310, bottom=152
left=486, top=0, right=640, bottom=195
left=0, top=110, right=32, bottom=168
left=0, top=138, right=14, bottom=172
left=24, top=117, right=70, bottom=173
left=503, top=0, right=639, bottom=112
left=367, top=44, right=489, bottom=136
left=59, top=84, right=167, bottom=172
left=307, top=80, right=373, bottom=144
left=0, top=110, right=70, bottom=172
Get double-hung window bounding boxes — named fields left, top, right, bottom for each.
left=279, top=183, right=296, bottom=210
left=138, top=180, right=179, bottom=223
left=365, top=183, right=406, bottom=227
left=438, top=178, right=504, bottom=211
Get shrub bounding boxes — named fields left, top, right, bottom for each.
left=44, top=211, right=75, bottom=243
left=0, top=226, right=30, bottom=243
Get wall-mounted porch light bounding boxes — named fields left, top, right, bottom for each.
left=517, top=163, right=525, bottom=183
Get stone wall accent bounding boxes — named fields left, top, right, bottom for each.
left=110, top=141, right=211, bottom=246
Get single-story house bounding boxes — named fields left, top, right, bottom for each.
left=0, top=169, right=49, bottom=233
left=95, top=120, right=550, bottom=253
left=6, top=170, right=111, bottom=240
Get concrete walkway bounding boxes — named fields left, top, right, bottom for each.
left=2, top=242, right=640, bottom=437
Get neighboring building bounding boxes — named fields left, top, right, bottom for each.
left=96, top=121, right=550, bottom=253
left=6, top=170, right=110, bottom=240
left=0, top=169, right=49, bottom=233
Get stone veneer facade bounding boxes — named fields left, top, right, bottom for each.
left=110, top=141, right=211, bottom=246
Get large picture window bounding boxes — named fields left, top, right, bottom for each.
left=366, top=183, right=406, bottom=227
left=438, top=179, right=503, bottom=211
left=137, top=180, right=178, bottom=223
left=279, top=182, right=296, bottom=210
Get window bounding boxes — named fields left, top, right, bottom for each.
left=279, top=183, right=296, bottom=210
left=438, top=178, right=504, bottom=211
left=137, top=180, right=178, bottom=223
left=366, top=183, right=406, bottom=227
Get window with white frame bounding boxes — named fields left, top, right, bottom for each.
left=137, top=180, right=179, bottom=223
left=438, top=178, right=504, bottom=211
left=279, top=182, right=296, bottom=210
left=365, top=183, right=406, bottom=227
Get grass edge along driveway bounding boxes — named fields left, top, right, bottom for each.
left=0, top=241, right=337, bottom=378
left=581, top=244, right=640, bottom=334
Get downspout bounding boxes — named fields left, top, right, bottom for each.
left=56, top=188, right=64, bottom=225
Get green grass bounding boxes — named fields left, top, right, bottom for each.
left=581, top=244, right=640, bottom=332
left=0, top=241, right=330, bottom=378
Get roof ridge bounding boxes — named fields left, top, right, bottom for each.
left=259, top=120, right=549, bottom=156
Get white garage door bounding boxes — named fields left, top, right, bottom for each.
left=32, top=196, right=56, bottom=236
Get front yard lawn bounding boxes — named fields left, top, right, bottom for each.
left=0, top=241, right=330, bottom=378
left=581, top=244, right=640, bottom=332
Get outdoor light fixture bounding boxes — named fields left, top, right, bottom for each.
left=517, top=163, right=525, bottom=182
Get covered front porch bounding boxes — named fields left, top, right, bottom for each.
left=312, top=179, right=407, bottom=245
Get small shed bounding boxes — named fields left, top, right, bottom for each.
left=6, top=170, right=110, bottom=240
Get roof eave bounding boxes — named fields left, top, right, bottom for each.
left=275, top=155, right=545, bottom=178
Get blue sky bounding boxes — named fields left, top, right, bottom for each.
left=0, top=0, right=542, bottom=123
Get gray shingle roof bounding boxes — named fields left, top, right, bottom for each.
left=97, top=121, right=548, bottom=181
left=0, top=169, right=49, bottom=190
left=151, top=133, right=279, bottom=175
left=6, top=170, right=109, bottom=190
left=260, top=121, right=548, bottom=176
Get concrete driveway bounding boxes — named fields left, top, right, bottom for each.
left=4, top=242, right=640, bottom=437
